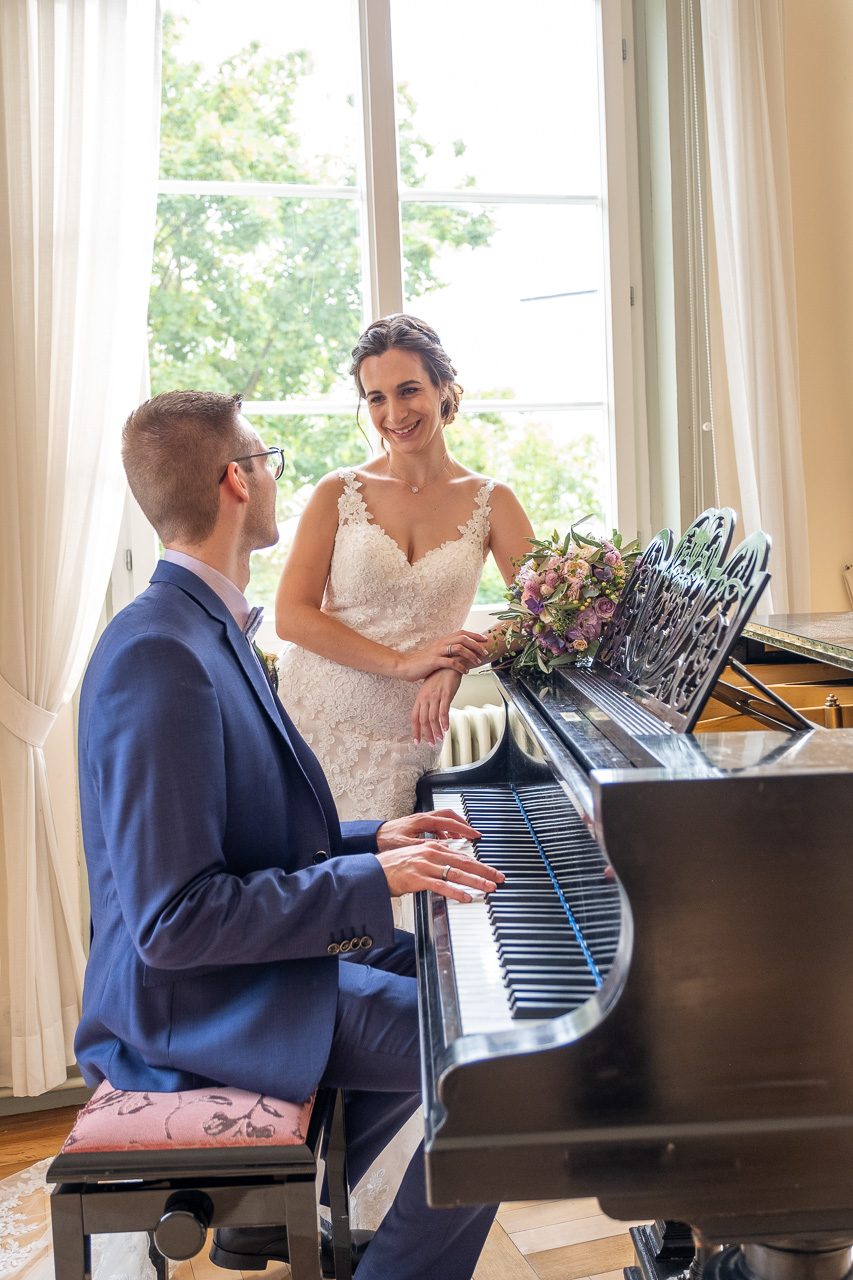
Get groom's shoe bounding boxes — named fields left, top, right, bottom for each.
left=209, top=1219, right=374, bottom=1275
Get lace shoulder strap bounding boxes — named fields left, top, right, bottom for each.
left=468, top=478, right=496, bottom=539
left=337, top=467, right=369, bottom=525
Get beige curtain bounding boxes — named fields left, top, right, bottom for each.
left=0, top=0, right=161, bottom=1094
left=700, top=0, right=810, bottom=613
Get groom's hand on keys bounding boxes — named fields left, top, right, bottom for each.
left=377, top=840, right=504, bottom=902
left=376, top=809, right=482, bottom=849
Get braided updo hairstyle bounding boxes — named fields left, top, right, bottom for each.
left=349, top=314, right=463, bottom=425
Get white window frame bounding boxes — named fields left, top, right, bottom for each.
left=113, top=0, right=648, bottom=621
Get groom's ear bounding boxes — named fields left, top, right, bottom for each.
left=220, top=461, right=252, bottom=506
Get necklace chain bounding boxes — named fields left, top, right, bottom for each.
left=387, top=452, right=449, bottom=494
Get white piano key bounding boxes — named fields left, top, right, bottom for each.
left=434, top=789, right=519, bottom=1034
left=445, top=898, right=517, bottom=1035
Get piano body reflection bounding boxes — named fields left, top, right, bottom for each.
left=414, top=508, right=853, bottom=1262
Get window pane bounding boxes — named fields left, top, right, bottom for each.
left=444, top=409, right=608, bottom=604
left=149, top=196, right=364, bottom=400
left=403, top=202, right=606, bottom=404
left=161, top=0, right=360, bottom=184
left=391, top=0, right=600, bottom=195
left=246, top=413, right=368, bottom=606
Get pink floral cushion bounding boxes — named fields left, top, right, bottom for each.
left=60, top=1081, right=315, bottom=1153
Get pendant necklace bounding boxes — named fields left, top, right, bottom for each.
left=387, top=452, right=449, bottom=494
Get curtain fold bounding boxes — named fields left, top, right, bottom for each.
left=700, top=0, right=809, bottom=613
left=0, top=0, right=161, bottom=1094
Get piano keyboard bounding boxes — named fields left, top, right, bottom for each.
left=433, top=785, right=621, bottom=1037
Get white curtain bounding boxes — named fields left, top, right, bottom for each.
left=0, top=0, right=161, bottom=1094
left=700, top=0, right=809, bottom=613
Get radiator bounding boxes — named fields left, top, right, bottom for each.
left=438, top=704, right=503, bottom=768
left=436, top=702, right=545, bottom=768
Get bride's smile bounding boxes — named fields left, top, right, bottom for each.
left=362, top=347, right=447, bottom=472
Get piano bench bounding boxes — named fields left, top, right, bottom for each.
left=46, top=1080, right=353, bottom=1280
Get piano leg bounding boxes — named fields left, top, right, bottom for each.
left=629, top=1221, right=700, bottom=1280
left=628, top=1228, right=853, bottom=1280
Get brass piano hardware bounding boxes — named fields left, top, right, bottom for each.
left=825, top=693, right=843, bottom=728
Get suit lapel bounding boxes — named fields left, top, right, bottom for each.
left=150, top=561, right=333, bottom=823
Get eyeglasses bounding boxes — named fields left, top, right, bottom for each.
left=219, top=448, right=285, bottom=484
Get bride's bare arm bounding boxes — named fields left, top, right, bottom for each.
left=410, top=484, right=536, bottom=740
left=275, top=474, right=489, bottom=680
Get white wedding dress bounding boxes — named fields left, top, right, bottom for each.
left=277, top=467, right=495, bottom=822
left=277, top=468, right=495, bottom=1231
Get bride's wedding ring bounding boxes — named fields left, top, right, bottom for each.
left=441, top=865, right=451, bottom=881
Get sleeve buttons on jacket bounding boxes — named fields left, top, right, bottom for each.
left=339, top=939, right=351, bottom=953
left=360, top=936, right=373, bottom=949
left=313, top=851, right=329, bottom=864
left=327, top=943, right=340, bottom=955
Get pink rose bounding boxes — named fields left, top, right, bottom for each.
left=604, top=550, right=620, bottom=566
left=595, top=596, right=617, bottom=618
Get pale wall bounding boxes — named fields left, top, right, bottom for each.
left=785, top=0, right=853, bottom=611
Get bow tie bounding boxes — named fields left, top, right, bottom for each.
left=243, top=605, right=264, bottom=644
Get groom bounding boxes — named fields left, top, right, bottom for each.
left=75, top=389, right=502, bottom=1279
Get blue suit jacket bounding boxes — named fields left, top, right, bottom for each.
left=75, top=561, right=395, bottom=1102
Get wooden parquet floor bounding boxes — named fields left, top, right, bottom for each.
left=0, top=1104, right=644, bottom=1279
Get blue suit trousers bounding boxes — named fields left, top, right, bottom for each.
left=321, top=931, right=497, bottom=1280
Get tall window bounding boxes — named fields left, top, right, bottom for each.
left=152, top=0, right=620, bottom=607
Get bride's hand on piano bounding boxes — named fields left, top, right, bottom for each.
left=375, top=809, right=482, bottom=849
left=395, top=631, right=490, bottom=683
left=376, top=841, right=504, bottom=903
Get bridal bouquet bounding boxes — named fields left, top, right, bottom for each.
left=497, top=524, right=640, bottom=676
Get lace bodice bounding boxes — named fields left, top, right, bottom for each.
left=277, top=469, right=495, bottom=820
left=324, top=469, right=494, bottom=651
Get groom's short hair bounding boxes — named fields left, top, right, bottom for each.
left=122, top=390, right=254, bottom=545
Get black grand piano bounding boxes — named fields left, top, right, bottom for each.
left=415, top=508, right=853, bottom=1280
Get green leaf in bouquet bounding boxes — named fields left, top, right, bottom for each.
left=569, top=516, right=598, bottom=546
left=535, top=648, right=551, bottom=674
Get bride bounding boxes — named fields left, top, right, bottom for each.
left=275, top=314, right=534, bottom=823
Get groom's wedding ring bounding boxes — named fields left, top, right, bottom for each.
left=446, top=643, right=453, bottom=657
left=441, top=865, right=451, bottom=882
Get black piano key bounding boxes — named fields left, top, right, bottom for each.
left=451, top=782, right=623, bottom=1025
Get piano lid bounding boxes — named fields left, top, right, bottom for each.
left=745, top=611, right=853, bottom=672
left=592, top=724, right=853, bottom=782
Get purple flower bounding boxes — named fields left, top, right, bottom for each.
left=524, top=593, right=544, bottom=615
left=538, top=628, right=566, bottom=656
left=594, top=596, right=617, bottom=618
left=577, top=609, right=602, bottom=639
left=593, top=565, right=613, bottom=582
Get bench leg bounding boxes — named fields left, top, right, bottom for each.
left=283, top=1177, right=323, bottom=1280
left=50, top=1185, right=92, bottom=1280
left=327, top=1090, right=353, bottom=1280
